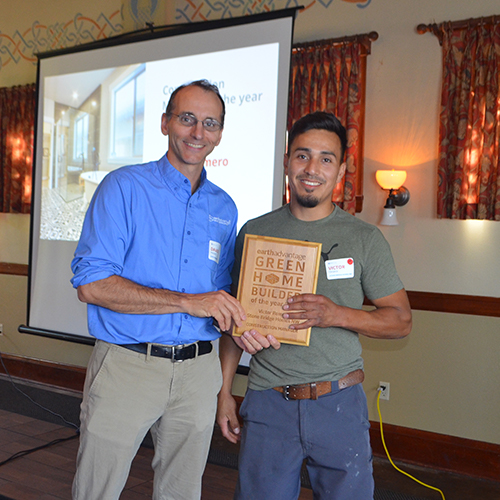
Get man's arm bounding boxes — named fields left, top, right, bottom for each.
left=77, top=275, right=246, bottom=333
left=282, top=288, right=412, bottom=339
left=216, top=333, right=244, bottom=443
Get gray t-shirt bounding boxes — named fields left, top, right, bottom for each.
left=232, top=205, right=404, bottom=390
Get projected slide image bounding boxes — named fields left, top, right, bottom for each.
left=28, top=12, right=295, bottom=342
left=41, top=64, right=142, bottom=241
left=40, top=43, right=279, bottom=242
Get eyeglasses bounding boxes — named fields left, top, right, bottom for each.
left=169, top=113, right=223, bottom=132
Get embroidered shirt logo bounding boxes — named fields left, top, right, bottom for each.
left=209, top=215, right=231, bottom=226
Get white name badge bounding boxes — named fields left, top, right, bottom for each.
left=208, top=240, right=221, bottom=264
left=325, top=257, right=354, bottom=280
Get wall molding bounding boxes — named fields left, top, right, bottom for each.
left=0, top=262, right=28, bottom=276
left=405, top=290, right=500, bottom=317
left=362, top=290, right=500, bottom=317
left=1, top=262, right=497, bottom=317
left=0, top=353, right=498, bottom=482
left=0, top=262, right=500, bottom=317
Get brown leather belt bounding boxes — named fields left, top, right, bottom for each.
left=273, top=369, right=364, bottom=401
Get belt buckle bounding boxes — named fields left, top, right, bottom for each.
left=282, top=385, right=291, bottom=401
left=171, top=345, right=184, bottom=363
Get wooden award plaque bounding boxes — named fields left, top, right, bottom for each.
left=233, top=234, right=322, bottom=346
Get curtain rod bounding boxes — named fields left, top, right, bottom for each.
left=417, top=15, right=500, bottom=44
left=293, top=31, right=378, bottom=55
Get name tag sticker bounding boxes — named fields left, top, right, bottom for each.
left=325, top=257, right=354, bottom=280
left=208, top=240, right=221, bottom=264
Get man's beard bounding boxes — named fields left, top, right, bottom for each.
left=296, top=193, right=319, bottom=208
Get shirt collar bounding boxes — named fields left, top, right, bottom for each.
left=158, top=155, right=208, bottom=199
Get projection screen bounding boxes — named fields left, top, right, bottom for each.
left=21, top=8, right=297, bottom=361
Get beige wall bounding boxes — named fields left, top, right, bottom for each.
left=362, top=311, right=500, bottom=444
left=0, top=274, right=94, bottom=366
left=0, top=0, right=499, bottom=446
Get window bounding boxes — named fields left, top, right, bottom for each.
left=111, top=66, right=145, bottom=161
left=74, top=112, right=89, bottom=162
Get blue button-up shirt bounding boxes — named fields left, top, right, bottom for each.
left=71, top=155, right=238, bottom=345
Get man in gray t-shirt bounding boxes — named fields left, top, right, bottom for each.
left=217, top=112, right=412, bottom=500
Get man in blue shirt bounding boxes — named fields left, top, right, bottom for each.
left=71, top=80, right=246, bottom=500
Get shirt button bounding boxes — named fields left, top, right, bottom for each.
left=184, top=315, right=188, bottom=319
left=181, top=288, right=185, bottom=292
left=184, top=259, right=188, bottom=263
left=187, top=231, right=191, bottom=235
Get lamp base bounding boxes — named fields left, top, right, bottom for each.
left=392, top=186, right=410, bottom=207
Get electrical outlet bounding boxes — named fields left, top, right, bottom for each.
left=378, top=381, right=390, bottom=401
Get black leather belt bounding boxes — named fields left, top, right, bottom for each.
left=119, top=341, right=212, bottom=362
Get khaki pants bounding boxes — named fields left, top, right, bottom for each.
left=72, top=340, right=222, bottom=500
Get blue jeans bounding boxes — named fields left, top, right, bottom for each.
left=235, top=383, right=374, bottom=500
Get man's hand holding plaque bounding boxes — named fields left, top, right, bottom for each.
left=231, top=328, right=282, bottom=354
left=233, top=234, right=322, bottom=346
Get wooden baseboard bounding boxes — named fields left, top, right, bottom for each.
left=1, top=354, right=499, bottom=482
left=0, top=353, right=85, bottom=393
left=369, top=421, right=500, bottom=483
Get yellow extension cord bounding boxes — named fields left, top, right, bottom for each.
left=376, top=389, right=446, bottom=500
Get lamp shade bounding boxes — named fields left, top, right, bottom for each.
left=380, top=207, right=399, bottom=225
left=376, top=170, right=407, bottom=190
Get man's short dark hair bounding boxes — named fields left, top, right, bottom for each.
left=165, top=79, right=226, bottom=127
left=287, top=112, right=347, bottom=161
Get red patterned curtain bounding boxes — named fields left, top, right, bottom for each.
left=288, top=34, right=376, bottom=214
left=0, top=84, right=36, bottom=214
left=436, top=18, right=500, bottom=220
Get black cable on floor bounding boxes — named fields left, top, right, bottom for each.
left=0, top=350, right=80, bottom=467
left=0, top=432, right=79, bottom=467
